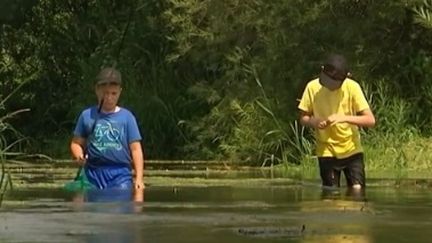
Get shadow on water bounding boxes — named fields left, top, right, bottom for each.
left=2, top=163, right=432, bottom=242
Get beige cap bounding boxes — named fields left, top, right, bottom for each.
left=95, top=67, right=122, bottom=85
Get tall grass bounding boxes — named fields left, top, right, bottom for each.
left=0, top=83, right=29, bottom=206
left=214, top=64, right=314, bottom=168
left=360, top=79, right=432, bottom=176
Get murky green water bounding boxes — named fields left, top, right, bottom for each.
left=1, top=161, right=432, bottom=242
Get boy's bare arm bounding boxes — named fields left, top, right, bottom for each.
left=299, top=111, right=328, bottom=129
left=327, top=109, right=376, bottom=128
left=70, top=137, right=86, bottom=165
left=130, top=141, right=144, bottom=189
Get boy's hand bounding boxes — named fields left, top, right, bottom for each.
left=311, top=117, right=329, bottom=129
left=327, top=114, right=346, bottom=125
left=134, top=179, right=145, bottom=189
left=74, top=154, right=87, bottom=166
left=133, top=187, right=144, bottom=203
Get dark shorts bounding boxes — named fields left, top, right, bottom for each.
left=318, top=153, right=365, bottom=188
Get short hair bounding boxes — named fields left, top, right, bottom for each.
left=95, top=67, right=122, bottom=85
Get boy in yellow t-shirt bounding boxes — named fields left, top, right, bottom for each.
left=298, top=54, right=375, bottom=190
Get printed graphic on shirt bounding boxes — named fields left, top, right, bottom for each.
left=92, top=121, right=124, bottom=152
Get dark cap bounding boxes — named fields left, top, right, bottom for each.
left=95, top=67, right=122, bottom=85
left=320, top=54, right=349, bottom=82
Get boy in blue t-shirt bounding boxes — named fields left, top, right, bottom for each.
left=70, top=67, right=144, bottom=190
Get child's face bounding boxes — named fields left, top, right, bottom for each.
left=95, top=84, right=122, bottom=111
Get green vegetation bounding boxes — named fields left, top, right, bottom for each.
left=1, top=0, right=432, bottom=173
left=0, top=82, right=29, bottom=205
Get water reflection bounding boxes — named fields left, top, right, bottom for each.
left=3, top=184, right=432, bottom=243
left=321, top=187, right=366, bottom=202
left=297, top=188, right=373, bottom=243
left=79, top=219, right=144, bottom=243
left=72, top=188, right=144, bottom=214
left=69, top=188, right=145, bottom=243
left=5, top=162, right=432, bottom=243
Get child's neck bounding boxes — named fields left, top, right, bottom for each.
left=101, top=106, right=120, bottom=113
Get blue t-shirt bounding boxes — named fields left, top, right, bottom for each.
left=73, top=106, right=142, bottom=189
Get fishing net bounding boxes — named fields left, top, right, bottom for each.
left=64, top=168, right=95, bottom=191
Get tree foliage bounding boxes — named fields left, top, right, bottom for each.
left=1, top=0, right=432, bottom=165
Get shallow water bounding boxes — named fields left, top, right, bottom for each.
left=1, top=162, right=432, bottom=242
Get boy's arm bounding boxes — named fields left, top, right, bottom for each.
left=300, top=111, right=328, bottom=129
left=298, top=82, right=328, bottom=129
left=327, top=82, right=376, bottom=127
left=70, top=136, right=87, bottom=165
left=327, top=109, right=375, bottom=127
left=130, top=141, right=144, bottom=189
left=328, top=109, right=375, bottom=127
left=326, top=81, right=375, bottom=128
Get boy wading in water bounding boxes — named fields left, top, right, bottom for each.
left=298, top=54, right=375, bottom=191
left=70, top=67, right=144, bottom=190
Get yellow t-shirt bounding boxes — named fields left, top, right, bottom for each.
left=298, top=78, right=370, bottom=158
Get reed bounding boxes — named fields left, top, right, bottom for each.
left=0, top=83, right=29, bottom=206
